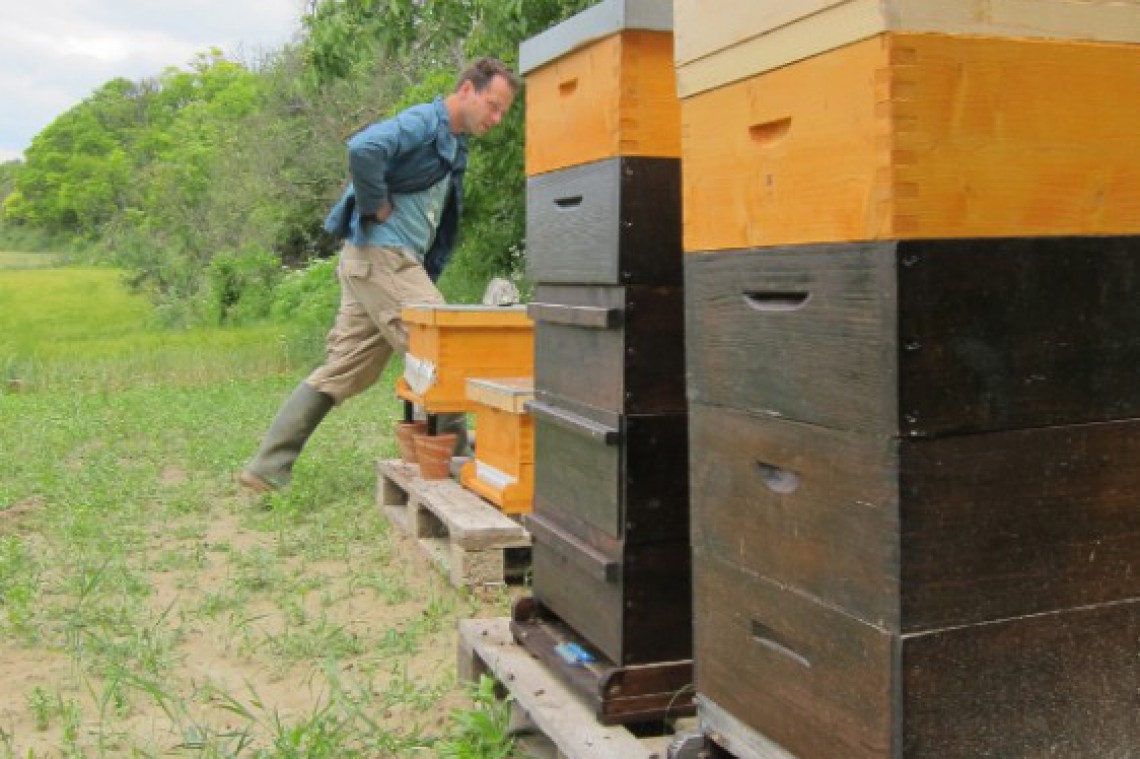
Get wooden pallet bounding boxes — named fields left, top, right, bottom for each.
left=457, top=617, right=697, bottom=759
left=375, top=460, right=531, bottom=587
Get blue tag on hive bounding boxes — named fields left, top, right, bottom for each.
left=554, top=641, right=596, bottom=666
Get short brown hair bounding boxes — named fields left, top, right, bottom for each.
left=456, top=57, right=521, bottom=95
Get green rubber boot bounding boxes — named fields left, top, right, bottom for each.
left=239, top=382, right=334, bottom=492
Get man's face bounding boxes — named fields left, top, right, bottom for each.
left=460, top=75, right=515, bottom=136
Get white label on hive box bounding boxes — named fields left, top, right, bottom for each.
left=403, top=354, right=437, bottom=396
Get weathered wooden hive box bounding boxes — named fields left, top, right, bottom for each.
left=396, top=305, right=533, bottom=413
left=677, top=2, right=1140, bottom=758
left=459, top=377, right=535, bottom=515
left=513, top=0, right=693, bottom=722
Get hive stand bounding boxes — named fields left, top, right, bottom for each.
left=458, top=616, right=696, bottom=759
left=376, top=460, right=530, bottom=587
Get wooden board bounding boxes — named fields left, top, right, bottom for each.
left=673, top=0, right=1140, bottom=96
left=465, top=377, right=533, bottom=414
left=685, top=238, right=1140, bottom=437
left=376, top=460, right=531, bottom=587
left=526, top=31, right=680, bottom=176
left=529, top=512, right=692, bottom=667
left=689, top=404, right=1140, bottom=632
left=694, top=551, right=1140, bottom=759
left=457, top=616, right=696, bottom=759
left=530, top=401, right=689, bottom=542
left=531, top=284, right=686, bottom=416
left=526, top=157, right=681, bottom=286
left=680, top=33, right=1140, bottom=251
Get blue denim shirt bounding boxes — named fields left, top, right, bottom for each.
left=324, top=97, right=468, bottom=281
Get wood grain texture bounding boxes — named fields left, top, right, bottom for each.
left=398, top=305, right=534, bottom=413
left=685, top=238, right=1140, bottom=437
left=673, top=0, right=1140, bottom=95
left=526, top=157, right=682, bottom=285
left=696, top=551, right=1140, bottom=759
left=680, top=34, right=1140, bottom=250
left=532, top=525, right=692, bottom=666
left=532, top=402, right=689, bottom=543
left=693, top=551, right=895, bottom=759
left=689, top=403, right=1140, bottom=632
left=532, top=284, right=686, bottom=416
left=526, top=30, right=680, bottom=176
left=899, top=599, right=1140, bottom=759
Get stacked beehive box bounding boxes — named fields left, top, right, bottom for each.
left=676, top=1, right=1140, bottom=758
left=511, top=0, right=694, bottom=724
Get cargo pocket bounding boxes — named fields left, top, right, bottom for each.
left=339, top=259, right=372, bottom=281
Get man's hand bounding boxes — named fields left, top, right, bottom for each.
left=374, top=200, right=393, bottom=223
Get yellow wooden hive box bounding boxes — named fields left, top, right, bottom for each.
left=396, top=305, right=534, bottom=414
left=524, top=30, right=681, bottom=176
left=673, top=0, right=1140, bottom=97
left=459, top=378, right=535, bottom=514
left=681, top=33, right=1140, bottom=252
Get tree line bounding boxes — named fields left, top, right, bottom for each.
left=0, top=0, right=594, bottom=324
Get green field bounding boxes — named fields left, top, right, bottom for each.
left=0, top=264, right=301, bottom=393
left=0, top=262, right=513, bottom=758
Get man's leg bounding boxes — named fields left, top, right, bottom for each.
left=351, top=246, right=470, bottom=457
left=240, top=252, right=392, bottom=492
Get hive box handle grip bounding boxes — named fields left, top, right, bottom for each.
left=559, top=78, right=578, bottom=96
left=743, top=291, right=810, bottom=312
left=755, top=462, right=800, bottom=494
left=553, top=195, right=584, bottom=209
left=751, top=620, right=811, bottom=668
left=749, top=116, right=792, bottom=146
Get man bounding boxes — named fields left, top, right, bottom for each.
left=239, top=57, right=520, bottom=493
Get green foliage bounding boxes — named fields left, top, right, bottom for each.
left=4, top=0, right=600, bottom=323
left=205, top=246, right=283, bottom=325
left=436, top=676, right=516, bottom=759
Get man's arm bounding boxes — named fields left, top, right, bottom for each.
left=346, top=107, right=434, bottom=222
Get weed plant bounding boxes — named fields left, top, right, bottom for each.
left=0, top=262, right=517, bottom=758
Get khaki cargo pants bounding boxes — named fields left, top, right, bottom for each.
left=306, top=243, right=444, bottom=404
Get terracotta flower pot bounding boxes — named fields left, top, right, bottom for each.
left=394, top=420, right=429, bottom=463
left=414, top=433, right=458, bottom=480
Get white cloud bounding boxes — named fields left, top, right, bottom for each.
left=0, top=0, right=304, bottom=160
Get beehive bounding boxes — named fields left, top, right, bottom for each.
left=673, top=0, right=1140, bottom=96
left=680, top=33, right=1140, bottom=251
left=396, top=305, right=533, bottom=413
left=459, top=378, right=535, bottom=514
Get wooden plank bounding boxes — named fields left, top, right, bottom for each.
left=698, top=596, right=1140, bottom=759
left=526, top=31, right=680, bottom=176
left=680, top=33, right=1140, bottom=251
left=456, top=617, right=694, bottom=759
left=532, top=531, right=692, bottom=667
left=693, top=551, right=896, bottom=759
left=674, top=0, right=1140, bottom=95
left=533, top=285, right=687, bottom=416
left=375, top=460, right=531, bottom=587
left=465, top=377, right=533, bottom=414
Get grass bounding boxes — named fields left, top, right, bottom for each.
left=0, top=260, right=520, bottom=758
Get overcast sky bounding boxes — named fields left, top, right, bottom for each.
left=0, top=1, right=306, bottom=163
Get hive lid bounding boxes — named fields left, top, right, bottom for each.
left=402, top=303, right=532, bottom=327
left=519, top=0, right=673, bottom=75
left=466, top=377, right=534, bottom=413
